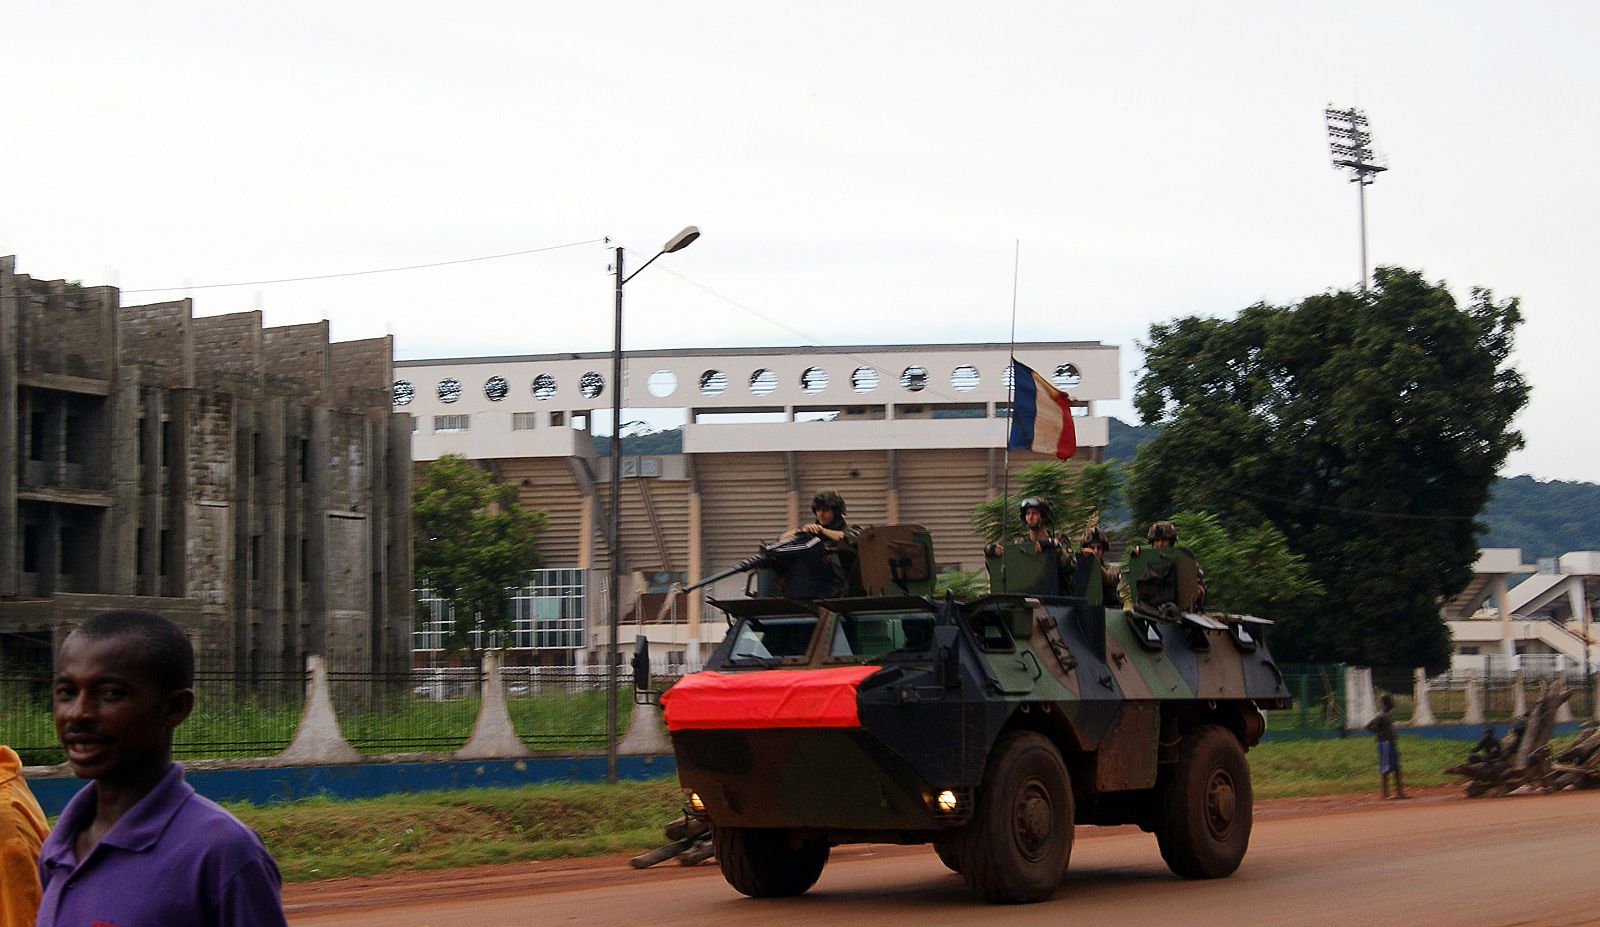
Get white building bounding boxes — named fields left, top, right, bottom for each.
left=1446, top=548, right=1600, bottom=677
left=396, top=342, right=1117, bottom=669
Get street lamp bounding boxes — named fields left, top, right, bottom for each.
left=1324, top=106, right=1388, bottom=293
left=607, top=226, right=699, bottom=783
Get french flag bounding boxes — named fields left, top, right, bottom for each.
left=1007, top=359, right=1076, bottom=460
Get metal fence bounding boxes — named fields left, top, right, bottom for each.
left=1, top=665, right=644, bottom=765
left=1372, top=666, right=1597, bottom=724
left=1269, top=663, right=1348, bottom=734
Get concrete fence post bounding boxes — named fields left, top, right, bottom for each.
left=1407, top=667, right=1437, bottom=726
left=1512, top=670, right=1528, bottom=717
left=619, top=697, right=672, bottom=755
left=457, top=650, right=532, bottom=759
left=1556, top=677, right=1575, bottom=723
left=1593, top=676, right=1600, bottom=722
left=1463, top=670, right=1485, bottom=725
left=1346, top=666, right=1376, bottom=730
left=278, top=655, right=362, bottom=763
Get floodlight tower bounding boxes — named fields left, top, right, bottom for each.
left=1325, top=105, right=1388, bottom=292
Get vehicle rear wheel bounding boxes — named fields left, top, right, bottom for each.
left=958, top=731, right=1073, bottom=903
left=712, top=826, right=829, bottom=897
left=1154, top=724, right=1252, bottom=879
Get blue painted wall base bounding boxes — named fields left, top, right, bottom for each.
left=26, top=754, right=677, bottom=817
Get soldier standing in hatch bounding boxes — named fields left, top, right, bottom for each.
left=1076, top=526, right=1119, bottom=593
left=1118, top=521, right=1206, bottom=610
left=1365, top=693, right=1409, bottom=799
left=783, top=489, right=863, bottom=596
left=986, top=497, right=1073, bottom=593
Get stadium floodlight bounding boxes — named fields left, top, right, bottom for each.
left=1325, top=106, right=1388, bottom=292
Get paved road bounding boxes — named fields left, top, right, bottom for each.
left=287, top=789, right=1600, bottom=927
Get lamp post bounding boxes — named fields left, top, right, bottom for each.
left=1324, top=106, right=1388, bottom=293
left=607, top=225, right=700, bottom=783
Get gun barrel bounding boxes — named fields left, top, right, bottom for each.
left=682, top=554, right=768, bottom=593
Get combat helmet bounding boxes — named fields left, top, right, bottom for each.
left=1018, top=497, right=1054, bottom=524
left=811, top=489, right=847, bottom=515
left=1079, top=526, right=1109, bottom=550
left=1147, top=520, right=1177, bottom=543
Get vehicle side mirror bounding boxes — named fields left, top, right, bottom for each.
left=632, top=634, right=653, bottom=701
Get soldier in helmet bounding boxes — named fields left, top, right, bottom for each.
left=781, top=489, right=863, bottom=596
left=1076, top=526, right=1118, bottom=592
left=1119, top=520, right=1206, bottom=611
left=986, top=497, right=1073, bottom=594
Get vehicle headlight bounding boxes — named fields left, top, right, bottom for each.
left=935, top=789, right=959, bottom=813
left=688, top=791, right=707, bottom=814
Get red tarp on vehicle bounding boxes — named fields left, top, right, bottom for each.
left=661, top=665, right=881, bottom=731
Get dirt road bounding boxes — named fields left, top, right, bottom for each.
left=286, top=788, right=1600, bottom=926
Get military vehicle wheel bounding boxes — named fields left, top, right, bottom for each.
left=958, top=731, right=1073, bottom=903
left=1155, top=724, right=1252, bottom=879
left=712, top=826, right=829, bottom=897
left=933, top=837, right=963, bottom=873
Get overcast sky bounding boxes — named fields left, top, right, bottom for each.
left=4, top=2, right=1595, bottom=482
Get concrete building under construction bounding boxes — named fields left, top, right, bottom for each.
left=0, top=256, right=413, bottom=676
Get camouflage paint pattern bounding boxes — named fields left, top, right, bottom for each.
left=668, top=532, right=1288, bottom=838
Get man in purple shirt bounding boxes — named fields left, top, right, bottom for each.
left=36, top=610, right=287, bottom=927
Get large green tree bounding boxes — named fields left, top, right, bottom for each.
left=414, top=454, right=548, bottom=654
left=1127, top=267, right=1528, bottom=671
left=1165, top=512, right=1323, bottom=648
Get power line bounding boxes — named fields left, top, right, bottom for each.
left=121, top=237, right=606, bottom=294
left=640, top=250, right=1022, bottom=411
left=1202, top=478, right=1476, bottom=522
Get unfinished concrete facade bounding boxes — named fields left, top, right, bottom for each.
left=0, top=256, right=412, bottom=676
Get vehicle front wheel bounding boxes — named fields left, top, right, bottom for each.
left=958, top=731, right=1074, bottom=903
left=934, top=836, right=963, bottom=873
left=712, top=826, right=829, bottom=897
left=1154, top=724, right=1252, bottom=879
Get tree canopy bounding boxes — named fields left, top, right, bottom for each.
left=414, top=454, right=548, bottom=653
left=1126, top=267, right=1528, bottom=671
left=1165, top=512, right=1322, bottom=639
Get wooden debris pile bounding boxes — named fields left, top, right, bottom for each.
left=629, top=814, right=713, bottom=869
left=1445, top=680, right=1600, bottom=797
left=1544, top=720, right=1600, bottom=792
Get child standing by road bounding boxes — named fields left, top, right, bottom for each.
left=1365, top=693, right=1409, bottom=799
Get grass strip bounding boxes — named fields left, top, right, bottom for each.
left=228, top=734, right=1529, bottom=882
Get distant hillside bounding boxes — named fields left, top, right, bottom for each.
left=593, top=428, right=684, bottom=456
left=1103, top=417, right=1158, bottom=462
left=1479, top=475, right=1600, bottom=560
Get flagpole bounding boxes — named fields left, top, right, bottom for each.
left=1002, top=240, right=1020, bottom=551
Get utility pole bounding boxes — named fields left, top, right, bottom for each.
left=1325, top=106, right=1388, bottom=293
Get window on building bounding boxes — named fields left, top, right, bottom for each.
left=251, top=432, right=262, bottom=476
left=158, top=529, right=171, bottom=576
left=136, top=528, right=146, bottom=576
left=434, top=414, right=470, bottom=432
left=64, top=415, right=88, bottom=464
left=298, top=439, right=310, bottom=481
left=512, top=412, right=539, bottom=431
left=22, top=526, right=39, bottom=573
left=550, top=411, right=565, bottom=427
left=250, top=535, right=262, bottom=581
left=161, top=420, right=175, bottom=466
left=413, top=569, right=589, bottom=653
left=29, top=411, right=47, bottom=461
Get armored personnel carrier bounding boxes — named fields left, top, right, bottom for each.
left=640, top=525, right=1289, bottom=904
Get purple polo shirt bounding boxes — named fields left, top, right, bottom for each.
left=35, top=763, right=287, bottom=927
